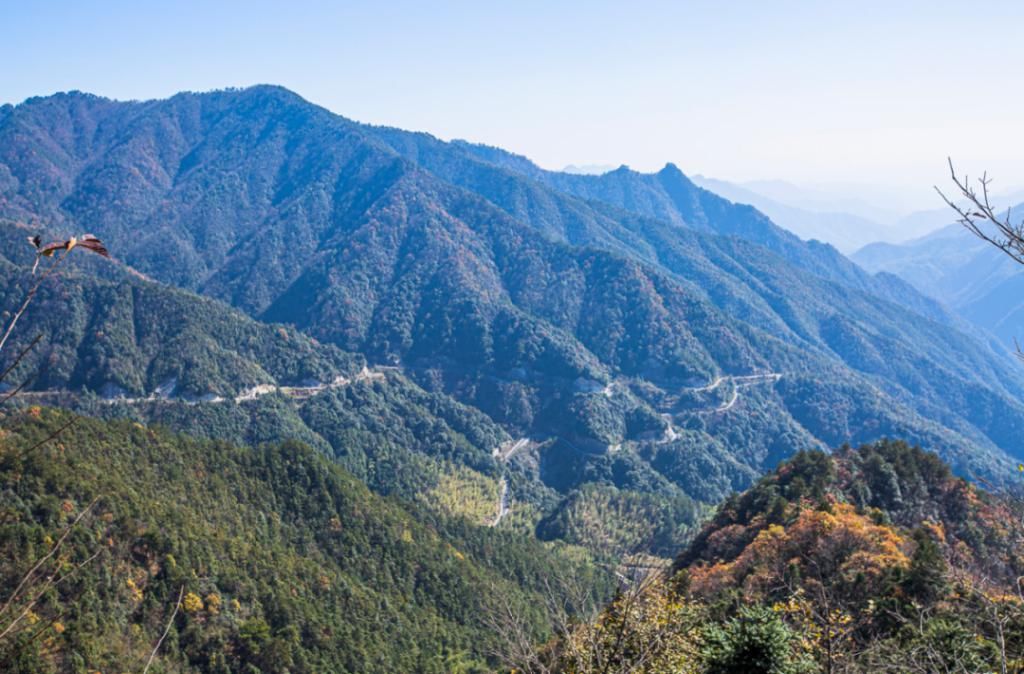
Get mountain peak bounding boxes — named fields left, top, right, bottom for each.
left=657, top=162, right=689, bottom=182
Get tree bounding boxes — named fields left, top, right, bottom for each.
left=902, top=527, right=948, bottom=606
left=702, top=606, right=814, bottom=674
left=0, top=233, right=121, bottom=665
left=937, top=159, right=1024, bottom=267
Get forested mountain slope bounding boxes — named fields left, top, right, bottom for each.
left=405, top=133, right=947, bottom=320
left=551, top=441, right=1024, bottom=673
left=0, top=232, right=567, bottom=535
left=0, top=409, right=608, bottom=673
left=2, top=86, right=1023, bottom=510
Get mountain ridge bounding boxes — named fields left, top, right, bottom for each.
left=3, top=85, right=1024, bottom=509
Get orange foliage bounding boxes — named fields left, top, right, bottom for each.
left=690, top=503, right=910, bottom=601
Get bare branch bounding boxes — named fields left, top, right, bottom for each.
left=0, top=333, right=41, bottom=386
left=0, top=548, right=101, bottom=641
left=0, top=497, right=98, bottom=620
left=937, top=159, right=1024, bottom=266
left=143, top=585, right=184, bottom=674
left=0, top=252, right=67, bottom=356
left=10, top=415, right=78, bottom=462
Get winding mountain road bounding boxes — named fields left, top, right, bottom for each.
left=489, top=478, right=510, bottom=527
left=487, top=436, right=531, bottom=527
left=703, top=373, right=781, bottom=413
left=658, top=372, right=782, bottom=439
left=492, top=437, right=530, bottom=462
left=232, top=366, right=385, bottom=403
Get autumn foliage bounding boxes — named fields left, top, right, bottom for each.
left=559, top=440, right=1024, bottom=673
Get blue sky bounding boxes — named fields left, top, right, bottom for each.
left=4, top=0, right=1024, bottom=210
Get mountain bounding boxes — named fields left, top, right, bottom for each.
left=731, top=178, right=907, bottom=223
left=689, top=174, right=893, bottom=252
left=0, top=222, right=363, bottom=401
left=0, top=408, right=609, bottom=673
left=551, top=440, right=1024, bottom=673
left=561, top=163, right=616, bottom=175
left=0, top=228, right=571, bottom=532
left=3, top=85, right=1024, bottom=523
left=676, top=440, right=1024, bottom=672
left=419, top=134, right=952, bottom=320
left=853, top=213, right=1024, bottom=347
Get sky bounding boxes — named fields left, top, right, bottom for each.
left=4, top=0, right=1024, bottom=213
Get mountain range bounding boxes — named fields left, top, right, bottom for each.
left=2, top=85, right=1024, bottom=552
left=854, top=214, right=1024, bottom=348
left=689, top=175, right=896, bottom=252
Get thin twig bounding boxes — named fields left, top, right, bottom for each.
left=13, top=415, right=78, bottom=462
left=0, top=253, right=66, bottom=355
left=936, top=158, right=1024, bottom=266
left=143, top=585, right=184, bottom=674
left=0, top=497, right=98, bottom=619
left=0, top=333, right=41, bottom=385
left=0, top=548, right=101, bottom=641
left=0, top=376, right=33, bottom=407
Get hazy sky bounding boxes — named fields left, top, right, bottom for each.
left=4, top=0, right=1023, bottom=212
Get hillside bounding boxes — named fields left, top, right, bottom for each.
left=0, top=227, right=363, bottom=401
left=543, top=441, right=1024, bottom=673
left=3, top=86, right=1024, bottom=527
left=854, top=218, right=1024, bottom=347
left=675, top=441, right=1024, bottom=672
left=0, top=244, right=599, bottom=541
left=0, top=408, right=610, bottom=673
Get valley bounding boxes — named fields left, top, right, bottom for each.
left=0, top=82, right=1023, bottom=673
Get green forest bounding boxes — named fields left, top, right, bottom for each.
left=0, top=84, right=1022, bottom=673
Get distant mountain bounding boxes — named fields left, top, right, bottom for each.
left=736, top=178, right=908, bottom=223
left=888, top=189, right=1024, bottom=242
left=690, top=174, right=893, bottom=252
left=3, top=85, right=1024, bottom=528
left=561, top=163, right=617, bottom=175
left=853, top=210, right=1024, bottom=347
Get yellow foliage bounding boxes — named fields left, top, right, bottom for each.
left=125, top=577, right=143, bottom=602
left=205, top=593, right=222, bottom=614
left=562, top=579, right=703, bottom=674
left=182, top=592, right=204, bottom=613
left=424, top=464, right=501, bottom=525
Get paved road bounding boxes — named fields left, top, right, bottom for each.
left=489, top=478, right=510, bottom=527
left=19, top=366, right=392, bottom=407
left=706, top=373, right=780, bottom=412
left=487, top=437, right=531, bottom=527
left=493, top=437, right=530, bottom=462
left=658, top=372, right=782, bottom=438
left=234, top=366, right=385, bottom=403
